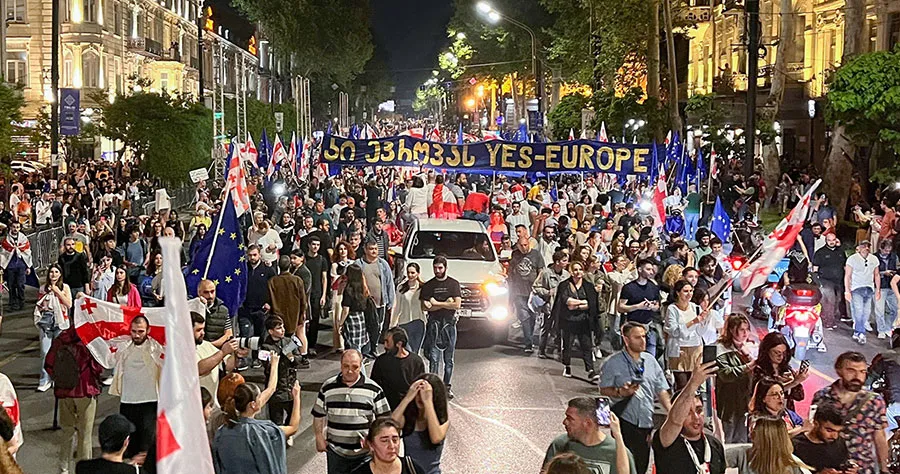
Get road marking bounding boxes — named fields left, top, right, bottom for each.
left=450, top=402, right=545, bottom=457
left=0, top=341, right=38, bottom=369
left=459, top=406, right=564, bottom=412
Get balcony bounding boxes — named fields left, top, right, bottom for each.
left=126, top=37, right=163, bottom=58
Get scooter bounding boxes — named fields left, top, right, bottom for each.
left=775, top=284, right=825, bottom=360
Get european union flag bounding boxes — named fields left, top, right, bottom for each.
left=185, top=197, right=248, bottom=315
left=696, top=147, right=706, bottom=189
left=710, top=197, right=732, bottom=243
left=457, top=122, right=464, bottom=144
left=257, top=129, right=271, bottom=173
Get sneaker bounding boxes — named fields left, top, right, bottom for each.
left=587, top=370, right=600, bottom=383
left=299, top=357, right=311, bottom=369
left=102, top=376, right=113, bottom=386
left=447, top=389, right=455, bottom=400
left=511, top=320, right=521, bottom=329
left=563, top=366, right=572, bottom=378
left=858, top=334, right=867, bottom=345
left=37, top=381, right=52, bottom=392
left=538, top=351, right=550, bottom=360
left=286, top=435, right=294, bottom=448
left=827, top=326, right=836, bottom=331
left=852, top=333, right=860, bottom=342
left=840, top=316, right=852, bottom=323
left=235, top=361, right=250, bottom=372
left=524, top=346, right=534, bottom=354
left=865, top=323, right=874, bottom=332
left=307, top=348, right=318, bottom=358
left=879, top=332, right=889, bottom=340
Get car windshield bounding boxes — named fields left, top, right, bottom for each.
left=410, top=231, right=496, bottom=261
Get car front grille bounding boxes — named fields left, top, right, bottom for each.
left=460, top=284, right=487, bottom=311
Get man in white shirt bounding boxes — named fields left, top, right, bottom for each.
left=845, top=240, right=881, bottom=344
left=194, top=312, right=238, bottom=406
left=35, top=192, right=52, bottom=227
left=109, top=316, right=163, bottom=460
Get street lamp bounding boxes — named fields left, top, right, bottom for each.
left=475, top=2, right=541, bottom=126
left=808, top=99, right=816, bottom=165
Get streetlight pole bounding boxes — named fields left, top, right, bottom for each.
left=476, top=3, right=542, bottom=129
left=50, top=0, right=59, bottom=178
left=744, top=0, right=759, bottom=178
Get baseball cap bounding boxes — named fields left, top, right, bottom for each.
left=858, top=240, right=871, bottom=247
left=98, top=414, right=134, bottom=450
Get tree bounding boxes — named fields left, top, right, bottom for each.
left=96, top=92, right=212, bottom=183
left=821, top=0, right=866, bottom=217
left=232, top=0, right=374, bottom=87
left=826, top=48, right=900, bottom=186
left=757, top=0, right=793, bottom=199
left=546, top=93, right=590, bottom=140
left=0, top=81, right=25, bottom=159
left=591, top=87, right=667, bottom=143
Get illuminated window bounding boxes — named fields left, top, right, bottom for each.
left=83, top=0, right=96, bottom=22
left=6, top=0, right=25, bottom=22
left=5, top=52, right=27, bottom=86
left=83, top=51, right=100, bottom=88
left=63, top=52, right=73, bottom=86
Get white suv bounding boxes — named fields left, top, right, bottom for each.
left=391, top=218, right=510, bottom=341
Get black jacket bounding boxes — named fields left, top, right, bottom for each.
left=550, top=277, right=599, bottom=334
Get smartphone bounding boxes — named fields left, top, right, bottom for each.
left=799, top=359, right=810, bottom=373
left=702, top=345, right=718, bottom=366
left=808, top=404, right=818, bottom=422
left=595, top=398, right=611, bottom=426
left=257, top=350, right=271, bottom=361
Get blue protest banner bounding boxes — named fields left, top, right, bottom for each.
left=59, top=88, right=80, bottom=136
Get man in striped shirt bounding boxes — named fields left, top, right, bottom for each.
left=312, top=349, right=392, bottom=473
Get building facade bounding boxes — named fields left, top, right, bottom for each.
left=684, top=0, right=900, bottom=167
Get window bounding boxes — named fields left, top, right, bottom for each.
left=113, top=2, right=121, bottom=35
left=82, top=51, right=100, bottom=88
left=5, top=53, right=27, bottom=86
left=410, top=231, right=496, bottom=261
left=6, top=0, right=25, bottom=22
left=890, top=13, right=900, bottom=51
left=160, top=71, right=168, bottom=91
left=83, top=0, right=95, bottom=22
left=63, top=54, right=73, bottom=86
left=115, top=58, right=123, bottom=91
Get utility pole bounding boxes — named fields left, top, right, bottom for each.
left=197, top=0, right=204, bottom=100
left=744, top=0, right=759, bottom=178
left=50, top=0, right=60, bottom=178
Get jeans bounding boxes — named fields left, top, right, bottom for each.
left=620, top=418, right=652, bottom=474
left=4, top=266, right=25, bottom=309
left=37, top=310, right=61, bottom=386
left=58, top=397, right=97, bottom=472
left=461, top=210, right=490, bottom=225
left=887, top=402, right=900, bottom=434
left=513, top=293, right=536, bottom=349
left=423, top=318, right=457, bottom=387
left=721, top=411, right=749, bottom=444
left=819, top=279, right=842, bottom=329
left=326, top=446, right=368, bottom=474
left=645, top=325, right=659, bottom=358
left=560, top=327, right=593, bottom=372
left=539, top=309, right=559, bottom=354
left=875, top=290, right=898, bottom=334
left=851, top=287, right=875, bottom=335
left=399, top=319, right=425, bottom=355
left=684, top=212, right=700, bottom=241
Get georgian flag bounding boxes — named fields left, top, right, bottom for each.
left=156, top=239, right=216, bottom=474
left=428, top=126, right=442, bottom=142
left=243, top=133, right=258, bottom=169
left=398, top=127, right=424, bottom=139
left=288, top=132, right=298, bottom=178
left=227, top=149, right=251, bottom=217
left=651, top=165, right=667, bottom=228
left=267, top=134, right=288, bottom=180
left=483, top=130, right=502, bottom=141
left=0, top=373, right=22, bottom=452
left=740, top=180, right=822, bottom=294
left=710, top=144, right=718, bottom=178
left=298, top=137, right=311, bottom=181
left=73, top=296, right=205, bottom=369
left=598, top=121, right=609, bottom=142
left=568, top=128, right=575, bottom=140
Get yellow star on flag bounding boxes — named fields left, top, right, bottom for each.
left=225, top=275, right=233, bottom=283
left=213, top=279, right=220, bottom=286
left=191, top=269, right=199, bottom=275
left=217, top=228, right=225, bottom=236
left=238, top=244, right=246, bottom=250
left=230, top=232, right=237, bottom=240
left=239, top=256, right=246, bottom=262
left=234, top=268, right=242, bottom=275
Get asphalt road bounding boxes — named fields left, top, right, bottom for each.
left=0, top=287, right=888, bottom=474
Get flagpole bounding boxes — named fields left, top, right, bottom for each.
left=203, top=182, right=231, bottom=279
left=706, top=147, right=714, bottom=208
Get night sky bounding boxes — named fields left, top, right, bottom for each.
left=213, top=0, right=454, bottom=101
left=370, top=0, right=454, bottom=102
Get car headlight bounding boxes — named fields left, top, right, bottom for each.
left=489, top=306, right=509, bottom=321
left=484, top=281, right=508, bottom=296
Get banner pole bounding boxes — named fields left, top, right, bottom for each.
left=203, top=187, right=229, bottom=279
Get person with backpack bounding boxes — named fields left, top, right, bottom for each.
left=45, top=327, right=104, bottom=473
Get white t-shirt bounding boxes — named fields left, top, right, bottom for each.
left=846, top=253, right=879, bottom=291
left=196, top=341, right=221, bottom=406
left=120, top=344, right=159, bottom=403
left=664, top=303, right=707, bottom=358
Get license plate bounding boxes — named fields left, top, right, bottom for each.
left=456, top=309, right=472, bottom=318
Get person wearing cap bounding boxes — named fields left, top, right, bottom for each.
left=845, top=240, right=881, bottom=345
left=75, top=414, right=140, bottom=474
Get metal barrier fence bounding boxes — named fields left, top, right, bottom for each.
left=25, top=186, right=196, bottom=273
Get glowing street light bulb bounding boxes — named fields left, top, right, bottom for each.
left=487, top=10, right=501, bottom=23
left=476, top=2, right=493, bottom=14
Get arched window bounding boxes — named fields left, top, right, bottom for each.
left=83, top=50, right=100, bottom=88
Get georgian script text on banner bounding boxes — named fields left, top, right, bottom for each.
left=320, top=134, right=663, bottom=176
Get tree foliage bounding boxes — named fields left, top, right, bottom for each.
left=826, top=48, right=900, bottom=184
left=546, top=93, right=590, bottom=140
left=684, top=93, right=744, bottom=163
left=0, top=81, right=25, bottom=159
left=95, top=92, right=212, bottom=183
left=232, top=0, right=373, bottom=86
left=590, top=87, right=667, bottom=143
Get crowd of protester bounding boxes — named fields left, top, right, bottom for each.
left=1, top=150, right=900, bottom=474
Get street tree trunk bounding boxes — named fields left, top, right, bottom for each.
left=822, top=0, right=866, bottom=218
left=663, top=0, right=683, bottom=133
left=648, top=0, right=660, bottom=100
left=759, top=0, right=793, bottom=202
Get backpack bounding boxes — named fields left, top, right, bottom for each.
left=53, top=345, right=81, bottom=390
